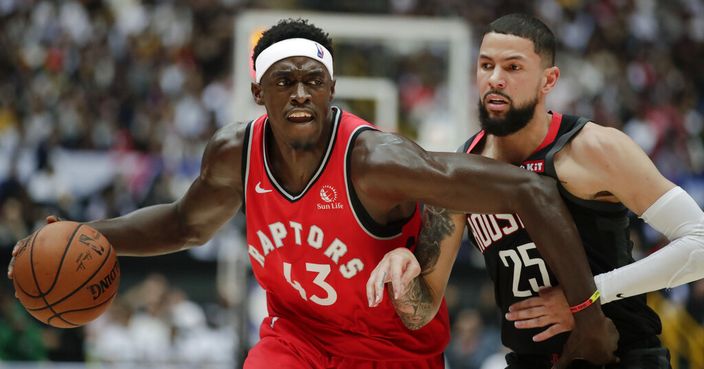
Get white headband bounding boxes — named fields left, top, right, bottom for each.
left=254, top=38, right=334, bottom=83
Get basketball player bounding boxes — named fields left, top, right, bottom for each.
left=368, top=13, right=704, bottom=369
left=8, top=18, right=619, bottom=368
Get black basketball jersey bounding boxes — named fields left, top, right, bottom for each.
left=461, top=112, right=662, bottom=355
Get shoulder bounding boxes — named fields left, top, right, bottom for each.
left=567, top=122, right=634, bottom=165
left=350, top=130, right=430, bottom=178
left=352, top=130, right=428, bottom=163
left=200, top=121, right=251, bottom=186
left=208, top=121, right=250, bottom=157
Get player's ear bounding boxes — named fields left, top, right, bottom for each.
left=329, top=79, right=336, bottom=102
left=251, top=82, right=264, bottom=106
left=541, top=66, right=559, bottom=94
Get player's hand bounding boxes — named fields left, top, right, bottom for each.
left=7, top=215, right=61, bottom=281
left=506, top=286, right=574, bottom=342
left=366, top=247, right=420, bottom=307
left=553, top=310, right=619, bottom=369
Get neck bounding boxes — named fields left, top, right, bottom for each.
left=484, top=110, right=553, bottom=164
left=266, top=114, right=334, bottom=193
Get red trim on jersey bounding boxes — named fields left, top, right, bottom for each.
left=466, top=130, right=486, bottom=153
left=532, top=112, right=562, bottom=154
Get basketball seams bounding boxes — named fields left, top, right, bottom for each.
left=30, top=222, right=83, bottom=325
left=15, top=222, right=120, bottom=327
left=44, top=223, right=84, bottom=296
left=13, top=230, right=42, bottom=298
left=46, top=289, right=119, bottom=327
left=41, top=231, right=116, bottom=312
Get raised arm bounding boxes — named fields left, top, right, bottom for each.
left=355, top=130, right=618, bottom=367
left=88, top=122, right=247, bottom=256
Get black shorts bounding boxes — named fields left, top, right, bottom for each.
left=504, top=347, right=671, bottom=369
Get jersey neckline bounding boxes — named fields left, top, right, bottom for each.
left=262, top=106, right=342, bottom=202
left=466, top=111, right=563, bottom=155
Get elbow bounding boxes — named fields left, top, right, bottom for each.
left=402, top=315, right=435, bottom=331
left=515, top=175, right=560, bottom=213
left=394, top=295, right=442, bottom=331
left=173, top=203, right=209, bottom=249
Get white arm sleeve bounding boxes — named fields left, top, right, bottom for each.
left=594, top=186, right=704, bottom=304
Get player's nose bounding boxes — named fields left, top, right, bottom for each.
left=488, top=70, right=506, bottom=89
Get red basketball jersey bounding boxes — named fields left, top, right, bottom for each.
left=243, top=107, right=450, bottom=361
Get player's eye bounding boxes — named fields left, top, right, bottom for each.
left=509, top=64, right=521, bottom=71
left=481, top=63, right=493, bottom=70
left=276, top=79, right=290, bottom=86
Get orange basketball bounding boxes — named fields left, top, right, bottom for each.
left=12, top=221, right=120, bottom=328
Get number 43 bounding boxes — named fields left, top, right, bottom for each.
left=498, top=243, right=552, bottom=297
left=283, top=262, right=338, bottom=306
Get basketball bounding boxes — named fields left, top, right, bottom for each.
left=11, top=221, right=120, bottom=328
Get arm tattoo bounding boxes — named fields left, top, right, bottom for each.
left=391, top=277, right=435, bottom=330
left=392, top=205, right=456, bottom=330
left=416, top=205, right=455, bottom=273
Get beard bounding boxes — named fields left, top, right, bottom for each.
left=478, top=93, right=538, bottom=137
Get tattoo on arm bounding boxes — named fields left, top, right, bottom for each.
left=393, top=205, right=456, bottom=330
left=416, top=205, right=455, bottom=273
left=391, top=277, right=435, bottom=330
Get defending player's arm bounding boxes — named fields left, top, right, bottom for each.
left=506, top=123, right=704, bottom=340
left=581, top=126, right=704, bottom=302
left=356, top=130, right=618, bottom=367
left=367, top=208, right=465, bottom=329
left=81, top=122, right=247, bottom=256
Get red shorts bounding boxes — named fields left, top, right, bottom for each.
left=243, top=317, right=445, bottom=369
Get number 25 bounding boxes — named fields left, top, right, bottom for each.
left=498, top=243, right=552, bottom=297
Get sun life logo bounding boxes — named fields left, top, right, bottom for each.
left=320, top=185, right=337, bottom=203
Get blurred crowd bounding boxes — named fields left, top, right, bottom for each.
left=1, top=0, right=703, bottom=368
left=1, top=273, right=236, bottom=366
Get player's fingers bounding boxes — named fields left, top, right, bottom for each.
left=366, top=267, right=377, bottom=307
left=513, top=315, right=551, bottom=329
left=46, top=215, right=61, bottom=223
left=552, top=351, right=574, bottom=369
left=375, top=269, right=388, bottom=305
left=506, top=306, right=545, bottom=321
left=552, top=337, right=578, bottom=369
left=367, top=262, right=386, bottom=307
left=389, top=256, right=405, bottom=299
left=7, top=258, right=15, bottom=279
left=532, top=324, right=571, bottom=342
left=398, top=259, right=420, bottom=296
left=508, top=296, right=543, bottom=312
left=11, top=238, right=27, bottom=257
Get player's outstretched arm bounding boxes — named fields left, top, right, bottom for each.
left=88, top=122, right=247, bottom=256
left=352, top=130, right=618, bottom=366
left=366, top=209, right=465, bottom=330
left=507, top=123, right=704, bottom=341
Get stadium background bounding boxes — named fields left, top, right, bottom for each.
left=0, top=0, right=703, bottom=368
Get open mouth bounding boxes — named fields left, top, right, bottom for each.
left=287, top=110, right=314, bottom=123
left=484, top=93, right=510, bottom=110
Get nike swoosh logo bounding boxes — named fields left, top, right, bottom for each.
left=255, top=182, right=272, bottom=194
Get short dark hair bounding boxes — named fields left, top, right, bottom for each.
left=486, top=13, right=556, bottom=66
left=252, top=18, right=334, bottom=70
